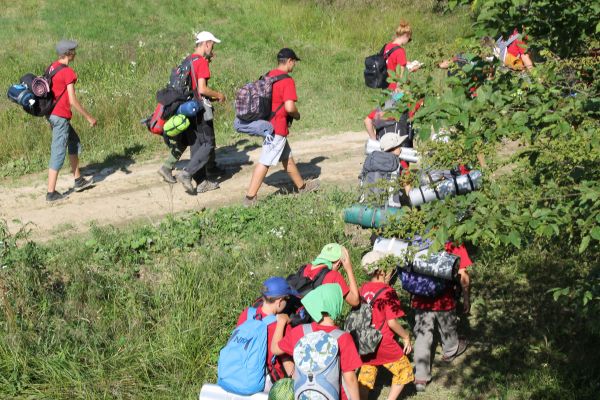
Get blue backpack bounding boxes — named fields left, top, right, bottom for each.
left=217, top=307, right=277, bottom=395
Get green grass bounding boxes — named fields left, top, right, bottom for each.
left=1, top=189, right=599, bottom=399
left=0, top=0, right=470, bottom=177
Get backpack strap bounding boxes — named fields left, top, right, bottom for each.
left=383, top=45, right=402, bottom=60
left=368, top=287, right=388, bottom=306
left=302, top=323, right=313, bottom=335
left=43, top=64, right=68, bottom=110
left=328, top=328, right=345, bottom=340
left=262, top=314, right=277, bottom=325
left=311, top=266, right=330, bottom=289
left=247, top=307, right=258, bottom=320
left=266, top=73, right=291, bottom=120
left=188, top=55, right=201, bottom=99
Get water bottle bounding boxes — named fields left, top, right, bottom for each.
left=202, top=98, right=213, bottom=121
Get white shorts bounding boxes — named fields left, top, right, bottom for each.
left=259, top=134, right=292, bottom=166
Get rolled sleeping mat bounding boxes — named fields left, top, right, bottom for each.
left=419, top=169, right=453, bottom=185
left=365, top=138, right=380, bottom=155
left=409, top=170, right=482, bottom=207
left=343, top=204, right=404, bottom=228
left=7, top=84, right=35, bottom=107
left=373, top=237, right=458, bottom=280
left=31, top=76, right=50, bottom=97
left=199, top=384, right=268, bottom=400
left=399, top=150, right=419, bottom=163
left=177, top=99, right=203, bottom=117
left=163, top=114, right=190, bottom=138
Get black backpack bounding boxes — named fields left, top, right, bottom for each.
left=17, top=65, right=66, bottom=117
left=364, top=45, right=401, bottom=89
left=374, top=111, right=414, bottom=148
left=169, top=55, right=201, bottom=97
left=284, top=265, right=330, bottom=327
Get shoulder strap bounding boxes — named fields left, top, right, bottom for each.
left=368, top=287, right=388, bottom=306
left=247, top=307, right=258, bottom=320
left=312, top=266, right=330, bottom=288
left=262, top=314, right=277, bottom=325
left=302, top=323, right=313, bottom=335
left=45, top=64, right=67, bottom=80
left=328, top=328, right=345, bottom=340
left=384, top=45, right=401, bottom=60
left=188, top=55, right=201, bottom=99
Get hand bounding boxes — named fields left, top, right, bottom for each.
left=276, top=313, right=290, bottom=325
left=294, top=112, right=300, bottom=121
left=402, top=337, right=412, bottom=355
left=216, top=93, right=226, bottom=103
left=463, top=298, right=471, bottom=315
left=87, top=116, right=97, bottom=127
left=340, top=247, right=352, bottom=271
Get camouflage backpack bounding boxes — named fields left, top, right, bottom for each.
left=344, top=287, right=388, bottom=355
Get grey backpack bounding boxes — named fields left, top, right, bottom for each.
left=344, top=287, right=387, bottom=355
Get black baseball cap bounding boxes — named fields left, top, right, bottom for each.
left=277, top=48, right=301, bottom=61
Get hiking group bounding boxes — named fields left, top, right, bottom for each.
left=7, top=16, right=536, bottom=400
left=214, top=241, right=472, bottom=400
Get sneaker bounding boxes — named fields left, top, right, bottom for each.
left=243, top=195, right=258, bottom=207
left=196, top=180, right=220, bottom=194
left=298, top=179, right=320, bottom=194
left=442, top=339, right=468, bottom=362
left=415, top=382, right=427, bottom=393
left=73, top=176, right=94, bottom=192
left=176, top=171, right=196, bottom=195
left=46, top=191, right=67, bottom=202
left=157, top=166, right=176, bottom=184
left=206, top=165, right=227, bottom=177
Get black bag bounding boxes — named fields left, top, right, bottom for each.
left=284, top=265, right=330, bottom=327
left=18, top=65, right=66, bottom=117
left=364, top=45, right=401, bottom=89
left=169, top=55, right=200, bottom=96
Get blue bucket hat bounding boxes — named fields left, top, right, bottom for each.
left=262, top=276, right=299, bottom=298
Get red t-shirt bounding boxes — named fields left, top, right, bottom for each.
left=302, top=264, right=350, bottom=297
left=359, top=282, right=406, bottom=365
left=278, top=322, right=362, bottom=400
left=237, top=306, right=292, bottom=381
left=267, top=69, right=296, bottom=137
left=507, top=29, right=527, bottom=57
left=384, top=43, right=407, bottom=91
left=49, top=62, right=77, bottom=119
left=411, top=243, right=472, bottom=311
left=191, top=55, right=211, bottom=91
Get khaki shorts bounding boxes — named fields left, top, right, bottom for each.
left=358, top=355, right=414, bottom=389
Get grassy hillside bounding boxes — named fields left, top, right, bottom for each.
left=0, top=0, right=469, bottom=177
left=1, top=190, right=598, bottom=399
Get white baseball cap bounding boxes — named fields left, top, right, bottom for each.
left=195, top=31, right=221, bottom=44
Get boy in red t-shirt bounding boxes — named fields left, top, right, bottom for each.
left=357, top=251, right=413, bottom=400
left=243, top=48, right=319, bottom=206
left=411, top=242, right=472, bottom=392
left=45, top=40, right=97, bottom=202
left=301, top=243, right=360, bottom=308
left=236, top=277, right=297, bottom=390
left=272, top=284, right=362, bottom=400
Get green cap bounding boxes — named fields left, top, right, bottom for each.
left=317, top=243, right=342, bottom=262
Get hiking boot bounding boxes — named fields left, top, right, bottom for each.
left=442, top=339, right=468, bottom=362
left=176, top=171, right=196, bottom=195
left=206, top=164, right=227, bottom=177
left=158, top=166, right=176, bottom=184
left=196, top=180, right=220, bottom=194
left=298, top=179, right=320, bottom=194
left=46, top=191, right=67, bottom=203
left=243, top=195, right=258, bottom=207
left=74, top=176, right=94, bottom=192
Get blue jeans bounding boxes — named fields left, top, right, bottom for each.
left=47, top=115, right=81, bottom=171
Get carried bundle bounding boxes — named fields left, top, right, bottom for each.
left=7, top=66, right=67, bottom=117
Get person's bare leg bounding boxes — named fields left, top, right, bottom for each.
left=48, top=169, right=59, bottom=193
left=522, top=53, right=534, bottom=70
left=69, top=154, right=81, bottom=179
left=246, top=163, right=270, bottom=198
left=281, top=157, right=304, bottom=189
left=387, top=384, right=405, bottom=400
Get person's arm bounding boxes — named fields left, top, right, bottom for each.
left=364, top=116, right=376, bottom=140
left=459, top=269, right=471, bottom=314
left=342, top=371, right=360, bottom=400
left=521, top=53, right=534, bottom=70
left=67, top=84, right=96, bottom=126
left=197, top=78, right=225, bottom=102
left=387, top=319, right=412, bottom=354
left=270, top=313, right=290, bottom=356
left=340, top=247, right=360, bottom=307
left=284, top=99, right=300, bottom=120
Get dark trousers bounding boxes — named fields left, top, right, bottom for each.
left=183, top=116, right=214, bottom=183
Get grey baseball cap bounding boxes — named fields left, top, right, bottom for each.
left=56, top=40, right=78, bottom=55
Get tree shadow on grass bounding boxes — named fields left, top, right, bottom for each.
left=427, top=251, right=600, bottom=400
left=263, top=156, right=327, bottom=193
left=80, top=144, right=145, bottom=184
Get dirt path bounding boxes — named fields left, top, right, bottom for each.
left=0, top=131, right=367, bottom=241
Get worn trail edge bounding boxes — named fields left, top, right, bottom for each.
left=0, top=131, right=366, bottom=241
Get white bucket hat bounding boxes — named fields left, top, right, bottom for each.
left=380, top=133, right=408, bottom=151
left=195, top=31, right=221, bottom=44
